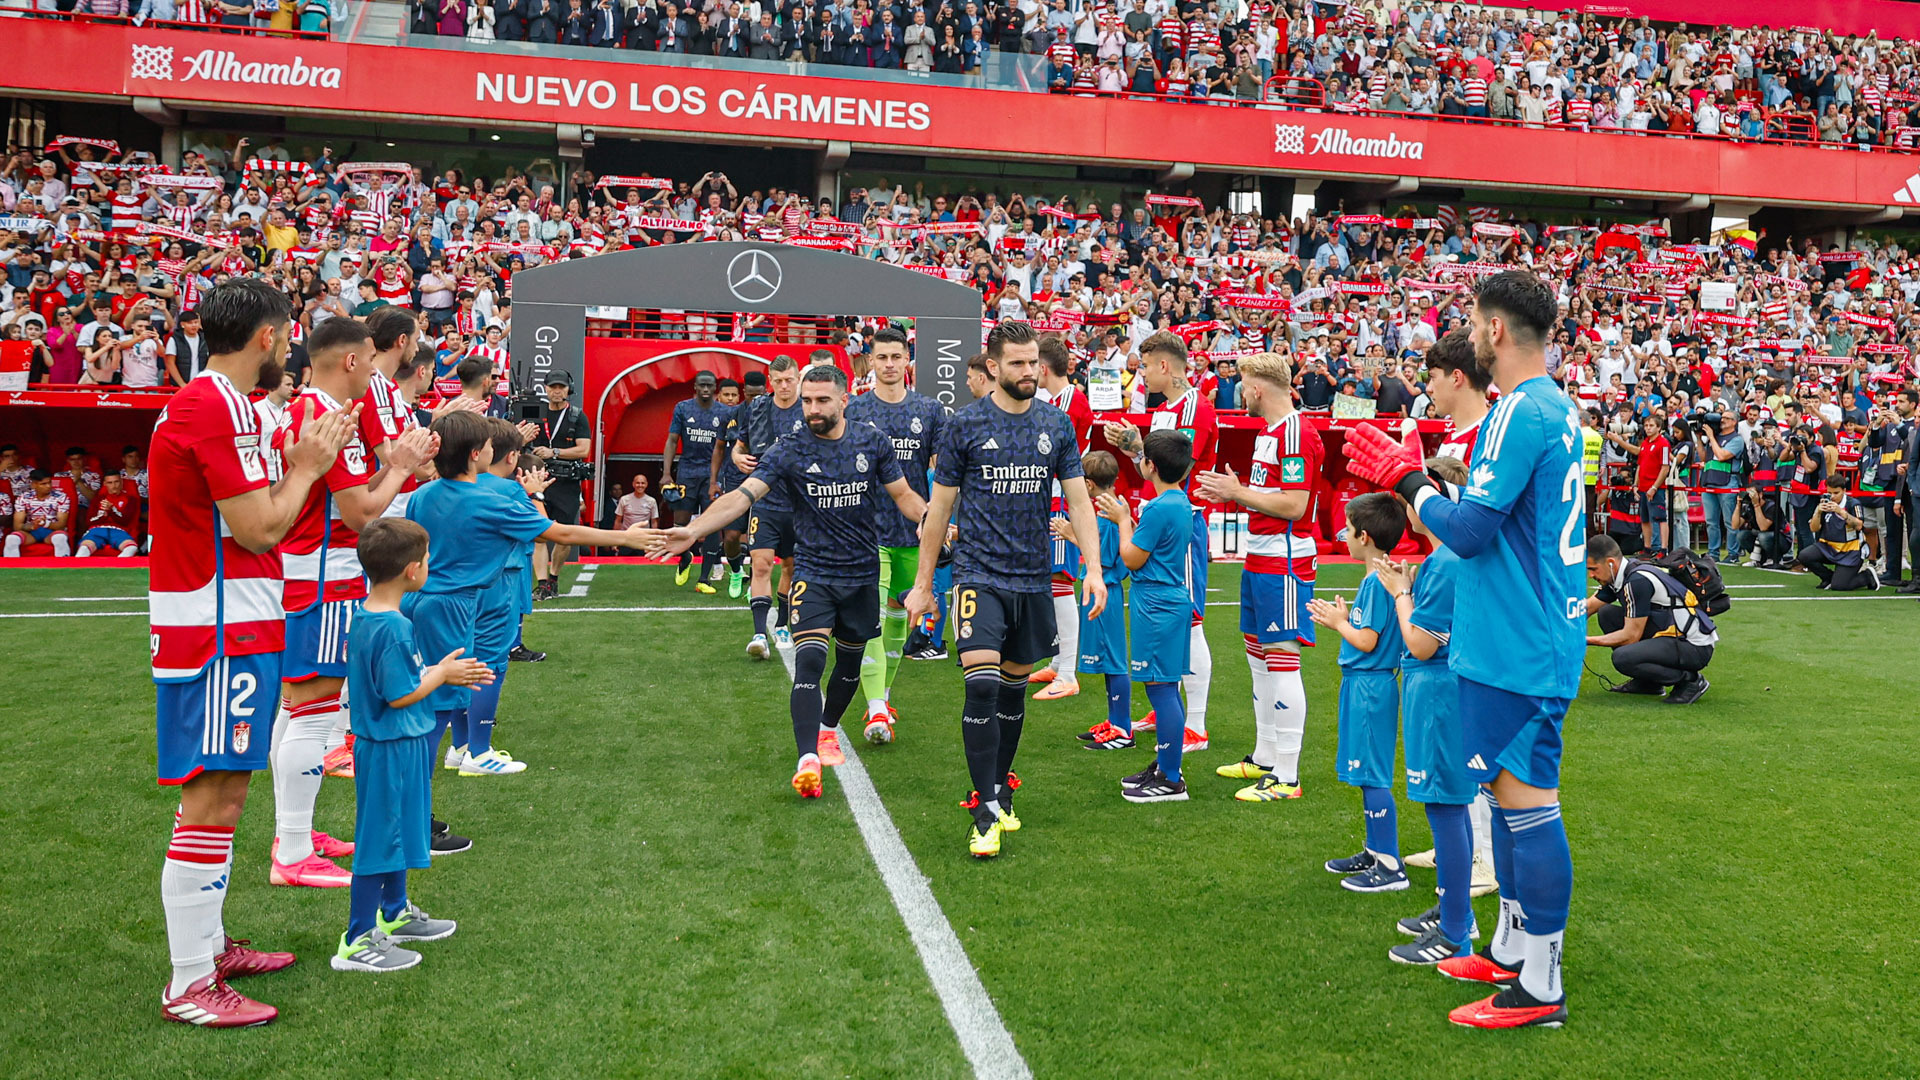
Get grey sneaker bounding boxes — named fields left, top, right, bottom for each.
left=1340, top=860, right=1410, bottom=893
left=330, top=929, right=422, bottom=972
left=1389, top=927, right=1473, bottom=966
left=377, top=902, right=458, bottom=943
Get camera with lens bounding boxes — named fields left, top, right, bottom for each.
left=1686, top=410, right=1722, bottom=436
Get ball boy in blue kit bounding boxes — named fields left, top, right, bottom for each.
left=1063, top=451, right=1135, bottom=750
left=1111, top=431, right=1198, bottom=803
left=1372, top=456, right=1478, bottom=965
left=334, top=518, right=493, bottom=973
left=1308, top=492, right=1409, bottom=893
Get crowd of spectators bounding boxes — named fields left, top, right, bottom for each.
left=5, top=126, right=1920, bottom=583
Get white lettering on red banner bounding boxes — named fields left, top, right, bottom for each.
left=472, top=73, right=930, bottom=131
left=130, top=43, right=343, bottom=89
left=1274, top=124, right=1425, bottom=161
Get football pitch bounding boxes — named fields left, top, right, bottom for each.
left=3, top=561, right=1915, bottom=1079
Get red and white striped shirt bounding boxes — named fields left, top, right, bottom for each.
left=1244, top=410, right=1322, bottom=578
left=147, top=371, right=285, bottom=681
left=1462, top=77, right=1487, bottom=106
left=111, top=192, right=147, bottom=232
left=274, top=388, right=374, bottom=612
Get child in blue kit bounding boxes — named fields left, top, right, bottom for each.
left=334, top=518, right=493, bottom=973
left=1374, top=455, right=1479, bottom=964
left=1308, top=491, right=1409, bottom=893
left=456, top=418, right=544, bottom=775
left=1061, top=451, right=1134, bottom=750
left=1113, top=431, right=1197, bottom=803
left=405, top=413, right=650, bottom=815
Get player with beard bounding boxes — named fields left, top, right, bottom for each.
left=906, top=322, right=1108, bottom=859
left=650, top=365, right=925, bottom=797
left=151, top=278, right=359, bottom=1026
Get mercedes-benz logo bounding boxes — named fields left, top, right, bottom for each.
left=726, top=249, right=783, bottom=304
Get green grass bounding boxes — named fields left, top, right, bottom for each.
left=3, top=562, right=1916, bottom=1079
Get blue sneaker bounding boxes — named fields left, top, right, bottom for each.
left=1324, top=850, right=1376, bottom=874
left=1341, top=860, right=1410, bottom=893
left=1389, top=927, right=1472, bottom=965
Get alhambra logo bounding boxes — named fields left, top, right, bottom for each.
left=1274, top=124, right=1425, bottom=161
left=129, top=43, right=344, bottom=88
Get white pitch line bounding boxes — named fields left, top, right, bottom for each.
left=776, top=640, right=1031, bottom=1080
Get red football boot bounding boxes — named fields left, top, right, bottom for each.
left=214, top=937, right=297, bottom=980
left=1449, top=985, right=1568, bottom=1029
left=161, top=973, right=279, bottom=1028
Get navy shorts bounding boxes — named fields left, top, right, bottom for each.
left=791, top=577, right=882, bottom=643
left=1401, top=661, right=1475, bottom=805
left=1335, top=669, right=1400, bottom=789
left=156, top=652, right=283, bottom=785
left=1128, top=585, right=1193, bottom=683
left=952, top=583, right=1057, bottom=666
left=351, top=733, right=435, bottom=875
left=1239, top=570, right=1314, bottom=645
left=1458, top=676, right=1569, bottom=789
left=748, top=507, right=796, bottom=557
left=282, top=599, right=358, bottom=683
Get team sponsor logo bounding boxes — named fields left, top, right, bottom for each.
left=1274, top=124, right=1426, bottom=160
left=131, top=44, right=345, bottom=89
left=725, top=249, right=782, bottom=304
left=1279, top=455, right=1306, bottom=485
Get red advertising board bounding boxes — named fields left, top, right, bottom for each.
left=8, top=21, right=1920, bottom=211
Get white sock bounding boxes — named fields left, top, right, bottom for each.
left=77, top=540, right=97, bottom=557
left=1270, top=652, right=1306, bottom=784
left=162, top=823, right=234, bottom=998
left=1519, top=929, right=1564, bottom=1002
left=271, top=695, right=335, bottom=865
left=1245, top=640, right=1276, bottom=766
left=1182, top=622, right=1211, bottom=733
left=1491, top=896, right=1527, bottom=966
left=1470, top=791, right=1494, bottom=861
left=50, top=533, right=71, bottom=557
left=325, top=708, right=350, bottom=753
left=1051, top=593, right=1079, bottom=683
left=3, top=534, right=19, bottom=557
left=866, top=696, right=888, bottom=718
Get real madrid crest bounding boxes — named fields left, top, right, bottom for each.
left=1037, top=432, right=1052, bottom=455
left=855, top=452, right=869, bottom=473
left=910, top=416, right=923, bottom=434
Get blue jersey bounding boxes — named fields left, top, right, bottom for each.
left=1404, top=546, right=1459, bottom=668
left=736, top=395, right=806, bottom=512
left=667, top=398, right=727, bottom=478
left=1128, top=488, right=1193, bottom=595
left=1094, top=514, right=1128, bottom=582
left=713, top=403, right=746, bottom=492
left=845, top=389, right=947, bottom=549
left=1339, top=572, right=1402, bottom=673
left=475, top=472, right=539, bottom=567
left=1452, top=376, right=1587, bottom=699
left=754, top=420, right=906, bottom=586
left=345, top=609, right=436, bottom=741
left=404, top=476, right=551, bottom=593
left=933, top=394, right=1084, bottom=594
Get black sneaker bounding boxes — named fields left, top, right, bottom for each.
left=1665, top=676, right=1710, bottom=705
left=1120, top=767, right=1189, bottom=803
left=508, top=645, right=547, bottom=663
left=1606, top=678, right=1663, bottom=695
left=1389, top=927, right=1473, bottom=966
left=1396, top=904, right=1479, bottom=939
left=532, top=582, right=555, bottom=602
left=1341, top=861, right=1410, bottom=893
left=1325, top=849, right=1376, bottom=875
left=1899, top=579, right=1920, bottom=594
left=1120, top=762, right=1159, bottom=787
left=429, top=821, right=472, bottom=855
left=906, top=644, right=948, bottom=661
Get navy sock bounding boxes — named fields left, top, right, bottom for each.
left=1361, top=785, right=1399, bottom=863
left=960, top=665, right=1002, bottom=825
left=677, top=550, right=694, bottom=571
left=379, top=869, right=409, bottom=923
left=1105, top=673, right=1132, bottom=734
left=790, top=638, right=829, bottom=758
left=466, top=666, right=505, bottom=756
left=751, top=596, right=772, bottom=638
left=1144, top=682, right=1184, bottom=781
left=347, top=872, right=384, bottom=942
left=820, top=641, right=865, bottom=729
left=1427, top=802, right=1474, bottom=945
left=776, top=592, right=792, bottom=629
left=993, top=672, right=1029, bottom=793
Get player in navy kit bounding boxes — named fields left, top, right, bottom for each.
left=844, top=327, right=946, bottom=743
left=1345, top=271, right=1585, bottom=1029
left=709, top=374, right=760, bottom=598
left=651, top=365, right=925, bottom=798
left=663, top=371, right=728, bottom=593
left=905, top=321, right=1109, bottom=859
left=732, top=358, right=807, bottom=658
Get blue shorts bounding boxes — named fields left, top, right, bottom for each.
left=156, top=652, right=283, bottom=785
left=476, top=573, right=518, bottom=670
left=1049, top=511, right=1080, bottom=579
left=1335, top=669, right=1400, bottom=789
left=282, top=599, right=359, bottom=683
left=1458, top=676, right=1569, bottom=789
left=402, top=588, right=480, bottom=712
left=1128, top=586, right=1192, bottom=684
left=1188, top=511, right=1210, bottom=618
left=83, top=527, right=133, bottom=549
left=1078, top=593, right=1128, bottom=675
left=351, top=733, right=435, bottom=875
left=510, top=563, right=533, bottom=617
left=1239, top=570, right=1314, bottom=645
left=1401, top=661, right=1475, bottom=805
left=26, top=526, right=55, bottom=542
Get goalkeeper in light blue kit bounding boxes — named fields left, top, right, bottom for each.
left=1342, top=271, right=1586, bottom=1030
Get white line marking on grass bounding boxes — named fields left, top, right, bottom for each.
left=51, top=595, right=146, bottom=601
left=563, top=567, right=594, bottom=599
left=0, top=610, right=144, bottom=619
left=776, top=640, right=1032, bottom=1080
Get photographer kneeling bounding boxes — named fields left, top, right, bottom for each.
left=1584, top=534, right=1718, bottom=705
left=1794, top=473, right=1880, bottom=591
